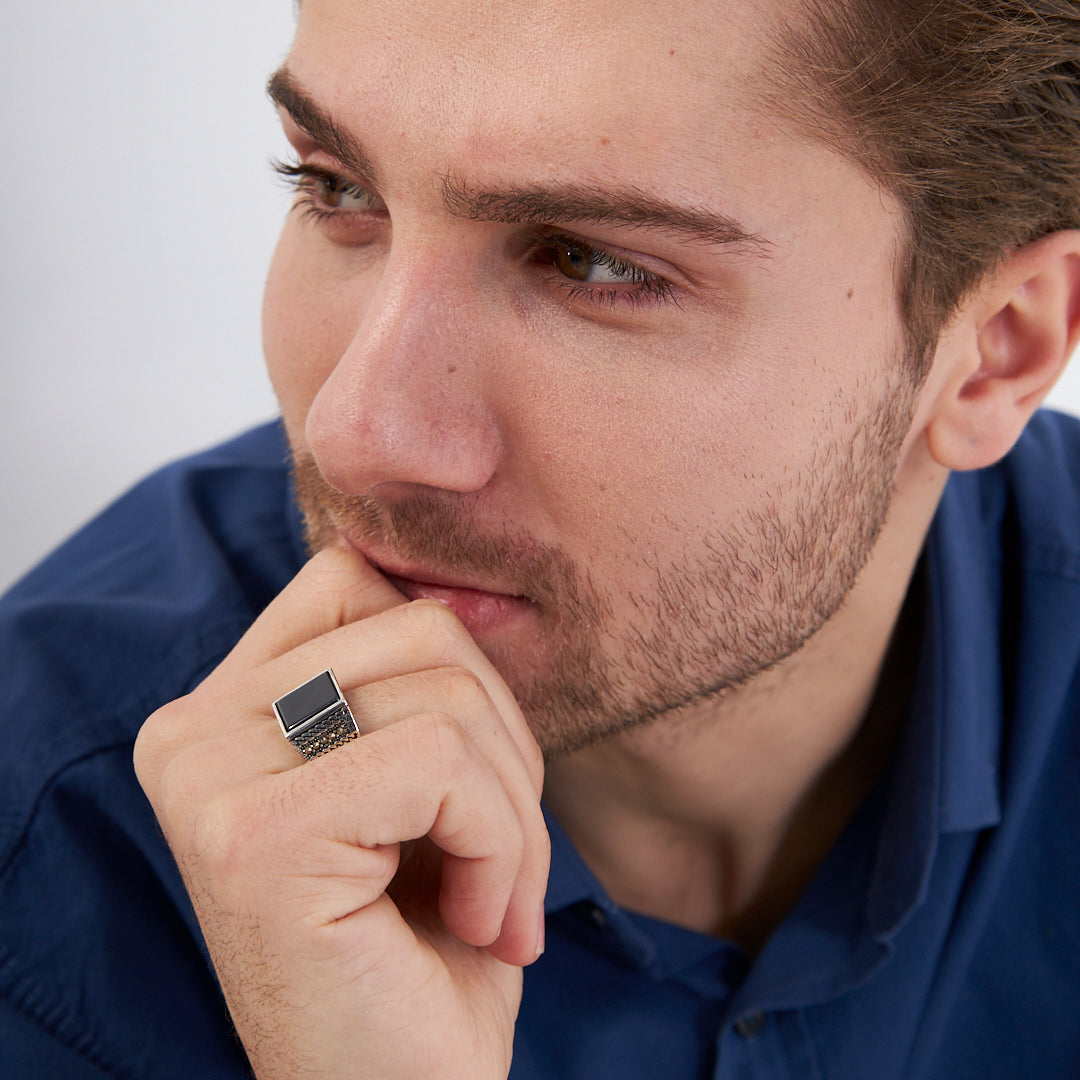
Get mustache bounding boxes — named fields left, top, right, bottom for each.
left=290, top=452, right=594, bottom=613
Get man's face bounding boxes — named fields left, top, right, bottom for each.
left=264, top=0, right=917, bottom=756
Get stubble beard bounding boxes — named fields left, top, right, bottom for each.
left=291, top=373, right=917, bottom=759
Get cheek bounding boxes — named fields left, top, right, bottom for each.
left=516, top=319, right=874, bottom=568
left=506, top=339, right=761, bottom=552
left=262, top=226, right=361, bottom=449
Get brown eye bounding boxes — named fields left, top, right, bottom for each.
left=554, top=244, right=592, bottom=281
left=534, top=231, right=663, bottom=302
left=309, top=173, right=375, bottom=214
left=318, top=177, right=345, bottom=208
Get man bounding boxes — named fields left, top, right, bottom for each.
left=2, top=0, right=1079, bottom=1076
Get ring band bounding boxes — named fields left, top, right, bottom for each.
left=273, top=669, right=358, bottom=759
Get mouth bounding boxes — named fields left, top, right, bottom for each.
left=342, top=538, right=538, bottom=638
left=383, top=571, right=535, bottom=636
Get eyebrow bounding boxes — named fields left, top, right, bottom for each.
left=267, top=66, right=771, bottom=254
left=441, top=179, right=769, bottom=252
left=268, top=67, right=379, bottom=182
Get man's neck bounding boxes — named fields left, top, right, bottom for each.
left=542, top=459, right=944, bottom=952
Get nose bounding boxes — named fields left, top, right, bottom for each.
left=305, top=249, right=503, bottom=497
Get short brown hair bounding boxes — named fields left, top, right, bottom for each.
left=767, top=0, right=1080, bottom=376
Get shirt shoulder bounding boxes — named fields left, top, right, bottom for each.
left=980, top=407, right=1080, bottom=578
left=915, top=409, right=1080, bottom=1077
left=0, top=423, right=299, bottom=1077
left=0, top=421, right=304, bottom=869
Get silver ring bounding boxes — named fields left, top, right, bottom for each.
left=273, top=668, right=358, bottom=759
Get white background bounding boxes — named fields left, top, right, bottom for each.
left=3, top=3, right=1080, bottom=593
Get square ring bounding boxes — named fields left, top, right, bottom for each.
left=272, top=669, right=358, bottom=759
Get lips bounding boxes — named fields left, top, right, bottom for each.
left=382, top=571, right=535, bottom=636
left=341, top=537, right=537, bottom=638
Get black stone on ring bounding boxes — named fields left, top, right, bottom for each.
left=273, top=669, right=358, bottom=759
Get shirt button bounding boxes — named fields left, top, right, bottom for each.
left=734, top=1011, right=766, bottom=1040
left=587, top=905, right=609, bottom=929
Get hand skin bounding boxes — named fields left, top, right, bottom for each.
left=134, top=546, right=550, bottom=1080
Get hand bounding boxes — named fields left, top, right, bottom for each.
left=134, top=546, right=549, bottom=1080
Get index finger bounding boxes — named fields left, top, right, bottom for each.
left=210, top=545, right=407, bottom=682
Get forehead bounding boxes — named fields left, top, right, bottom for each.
left=289, top=0, right=780, bottom=198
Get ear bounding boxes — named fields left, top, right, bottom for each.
left=925, top=230, right=1080, bottom=472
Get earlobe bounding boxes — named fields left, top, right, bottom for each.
left=925, top=231, right=1080, bottom=472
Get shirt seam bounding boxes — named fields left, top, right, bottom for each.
left=988, top=545, right=1080, bottom=582
left=0, top=615, right=254, bottom=1077
left=0, top=614, right=253, bottom=879
left=0, top=944, right=137, bottom=1080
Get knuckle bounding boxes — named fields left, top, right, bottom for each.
left=402, top=598, right=466, bottom=653
left=529, top=811, right=552, bottom=869
left=504, top=810, right=526, bottom=859
left=133, top=695, right=193, bottom=788
left=520, top=737, right=545, bottom=789
left=186, top=793, right=240, bottom=872
left=187, top=784, right=277, bottom=881
left=154, top=752, right=200, bottom=824
left=154, top=751, right=284, bottom=871
left=303, top=545, right=367, bottom=601
left=305, top=543, right=358, bottom=581
left=426, top=665, right=488, bottom=707
left=401, top=710, right=470, bottom=768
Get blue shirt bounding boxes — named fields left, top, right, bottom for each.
left=1, top=416, right=1078, bottom=1079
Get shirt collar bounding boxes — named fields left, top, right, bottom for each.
left=865, top=470, right=1003, bottom=944
left=740, top=471, right=1004, bottom=1009
left=542, top=804, right=606, bottom=914
left=924, top=470, right=1003, bottom=835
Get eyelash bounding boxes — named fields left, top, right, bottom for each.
left=273, top=159, right=378, bottom=224
left=524, top=230, right=676, bottom=311
left=272, top=159, right=677, bottom=312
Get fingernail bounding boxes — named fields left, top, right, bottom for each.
left=536, top=907, right=546, bottom=957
